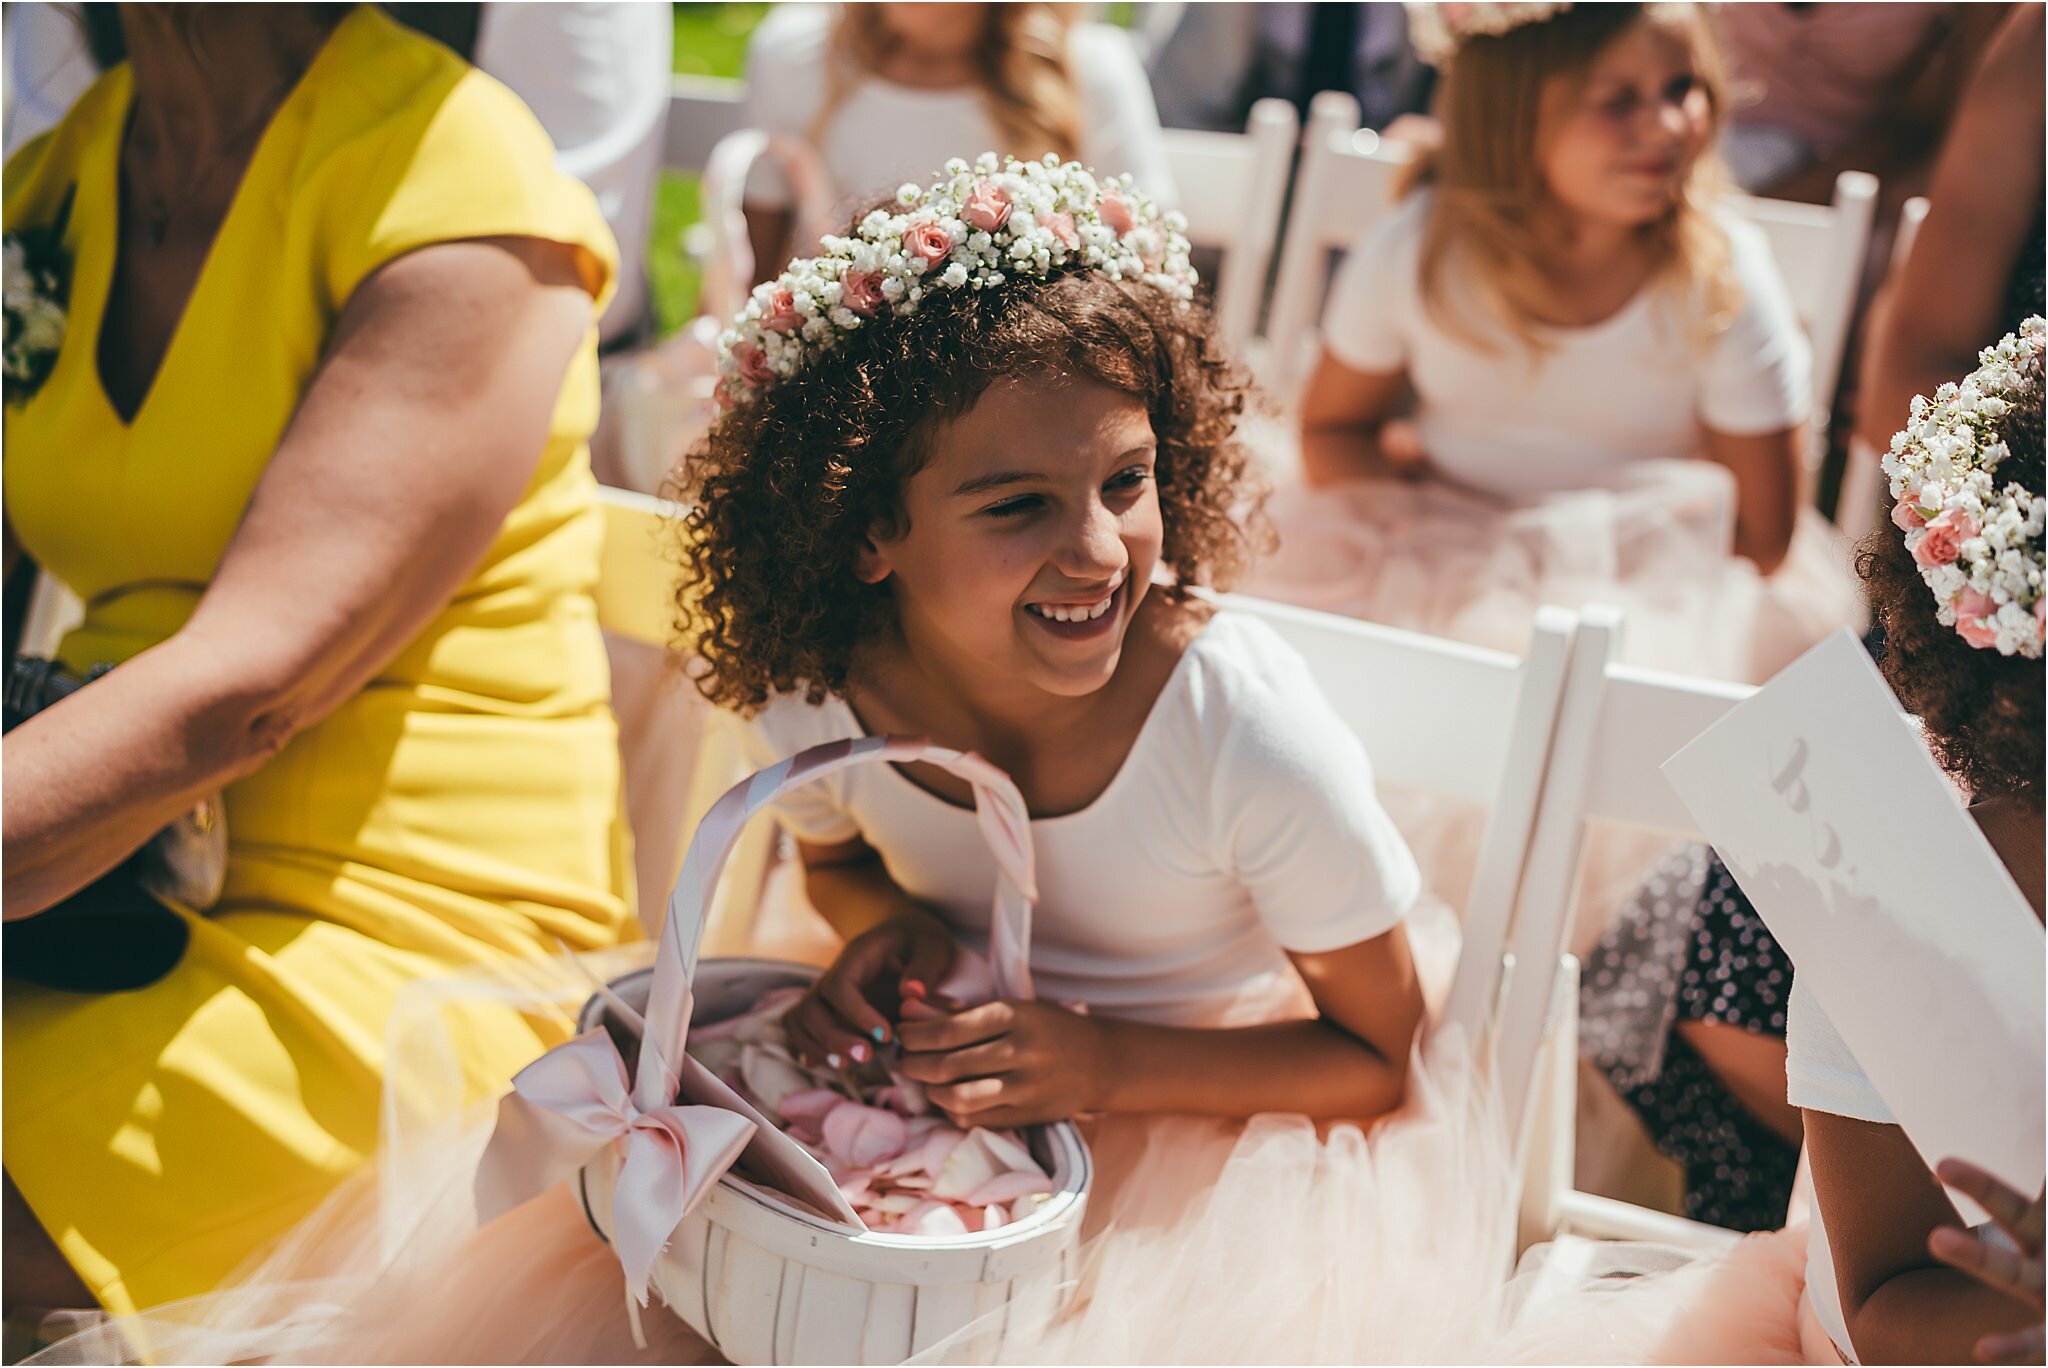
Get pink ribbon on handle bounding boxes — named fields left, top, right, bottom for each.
left=474, top=736, right=1040, bottom=1304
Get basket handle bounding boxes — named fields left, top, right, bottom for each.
left=635, top=736, right=1038, bottom=1115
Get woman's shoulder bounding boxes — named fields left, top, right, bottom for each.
left=1146, top=600, right=1337, bottom=760
left=3, top=68, right=127, bottom=230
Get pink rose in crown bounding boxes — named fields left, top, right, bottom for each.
left=904, top=220, right=954, bottom=272
left=961, top=181, right=1012, bottom=233
left=1099, top=194, right=1135, bottom=235
left=840, top=270, right=886, bottom=316
left=1955, top=587, right=2001, bottom=649
left=1908, top=520, right=1957, bottom=569
left=761, top=287, right=803, bottom=334
left=1890, top=497, right=1927, bottom=532
left=1044, top=212, right=1080, bottom=251
left=734, top=342, right=774, bottom=386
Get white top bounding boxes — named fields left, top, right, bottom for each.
left=732, top=612, right=1421, bottom=1026
left=1320, top=192, right=1812, bottom=501
left=740, top=4, right=1177, bottom=215
left=1786, top=978, right=1895, bottom=1363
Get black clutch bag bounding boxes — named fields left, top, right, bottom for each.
left=3, top=657, right=226, bottom=992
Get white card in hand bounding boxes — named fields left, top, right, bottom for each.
left=1662, top=630, right=2045, bottom=1207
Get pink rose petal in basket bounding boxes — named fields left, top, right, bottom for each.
left=899, top=1200, right=971, bottom=1237
left=963, top=1170, right=1054, bottom=1207
left=823, top=1103, right=911, bottom=1168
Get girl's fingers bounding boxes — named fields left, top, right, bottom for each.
left=1930, top=1227, right=2043, bottom=1304
left=1976, top=1325, right=2045, bottom=1366
left=818, top=970, right=894, bottom=1052
left=788, top=992, right=871, bottom=1070
left=1937, top=1159, right=2044, bottom=1252
left=898, top=1001, right=1013, bottom=1054
left=899, top=933, right=954, bottom=1008
left=926, top=1076, right=1006, bottom=1118
left=895, top=1038, right=1012, bottom=1087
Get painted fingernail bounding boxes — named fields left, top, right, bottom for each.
left=902, top=980, right=926, bottom=999
left=871, top=1025, right=889, bottom=1043
left=850, top=1042, right=872, bottom=1064
left=826, top=1052, right=843, bottom=1069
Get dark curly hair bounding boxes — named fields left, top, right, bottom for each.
left=1857, top=374, right=2045, bottom=809
left=674, top=260, right=1270, bottom=714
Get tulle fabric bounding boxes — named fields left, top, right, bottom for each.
left=28, top=905, right=1817, bottom=1365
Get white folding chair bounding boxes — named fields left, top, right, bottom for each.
left=1260, top=91, right=1411, bottom=392
left=1160, top=98, right=1299, bottom=351
left=1505, top=604, right=1759, bottom=1253
left=1729, top=170, right=1881, bottom=482
left=662, top=74, right=750, bottom=175
left=1835, top=194, right=1931, bottom=543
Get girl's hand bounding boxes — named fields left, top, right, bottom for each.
left=895, top=999, right=1110, bottom=1128
left=1929, top=1157, right=2045, bottom=1365
left=784, top=909, right=955, bottom=1070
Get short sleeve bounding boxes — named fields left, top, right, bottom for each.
left=1698, top=217, right=1812, bottom=435
left=1785, top=977, right=1896, bottom=1124
left=320, top=66, right=618, bottom=316
left=730, top=698, right=863, bottom=847
left=1207, top=623, right=1423, bottom=954
left=1319, top=196, right=1426, bottom=374
left=1072, top=26, right=1178, bottom=210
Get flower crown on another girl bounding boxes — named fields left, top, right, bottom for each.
left=1405, top=2, right=1574, bottom=65
left=1886, top=316, right=2046, bottom=660
left=716, top=152, right=1196, bottom=409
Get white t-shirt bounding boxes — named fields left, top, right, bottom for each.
left=740, top=4, right=1177, bottom=215
left=1786, top=977, right=1896, bottom=1363
left=732, top=612, right=1421, bottom=1026
left=1320, top=192, right=1812, bottom=501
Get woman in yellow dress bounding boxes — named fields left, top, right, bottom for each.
left=2, top=3, right=636, bottom=1328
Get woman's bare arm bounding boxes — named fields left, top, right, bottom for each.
left=1856, top=5, right=2046, bottom=454
left=2, top=236, right=594, bottom=918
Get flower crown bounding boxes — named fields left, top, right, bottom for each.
left=716, top=153, right=1196, bottom=409
left=1885, top=316, right=2046, bottom=660
left=1405, top=2, right=1573, bottom=65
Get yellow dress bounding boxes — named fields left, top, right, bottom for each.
left=2, top=7, right=637, bottom=1319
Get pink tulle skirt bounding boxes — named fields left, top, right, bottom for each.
left=27, top=926, right=1819, bottom=1365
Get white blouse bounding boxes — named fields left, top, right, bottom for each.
left=1320, top=192, right=1812, bottom=501
left=739, top=3, right=1177, bottom=216
left=731, top=611, right=1420, bottom=1026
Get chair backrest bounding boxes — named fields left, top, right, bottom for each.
left=664, top=75, right=750, bottom=175
left=1835, top=195, right=1930, bottom=541
left=1727, top=170, right=1880, bottom=446
left=1261, top=92, right=1410, bottom=391
left=1491, top=606, right=1755, bottom=1124
left=1214, top=595, right=1580, bottom=1066
left=1161, top=98, right=1299, bottom=349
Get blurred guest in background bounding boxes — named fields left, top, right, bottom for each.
left=1145, top=3, right=1432, bottom=135
left=739, top=1, right=1173, bottom=281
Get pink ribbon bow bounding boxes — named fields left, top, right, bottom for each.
left=473, top=1023, right=755, bottom=1303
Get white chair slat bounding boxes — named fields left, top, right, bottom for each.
left=1836, top=194, right=1930, bottom=541
left=1164, top=98, right=1299, bottom=348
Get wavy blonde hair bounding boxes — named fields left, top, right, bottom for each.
left=811, top=4, right=1083, bottom=167
left=1403, top=3, right=1739, bottom=355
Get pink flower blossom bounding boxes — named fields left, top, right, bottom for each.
left=1955, top=587, right=2000, bottom=649
left=1890, top=498, right=1927, bottom=532
left=1044, top=212, right=1080, bottom=251
left=1911, top=522, right=1964, bottom=569
left=904, top=219, right=954, bottom=271
left=840, top=270, right=886, bottom=316
left=1099, top=194, right=1135, bottom=235
left=733, top=342, right=774, bottom=387
left=761, top=287, right=803, bottom=334
left=961, top=181, right=1012, bottom=232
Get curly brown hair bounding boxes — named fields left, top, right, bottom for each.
left=675, top=264, right=1269, bottom=714
left=1856, top=377, right=2045, bottom=808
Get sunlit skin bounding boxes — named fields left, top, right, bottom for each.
left=1299, top=14, right=1799, bottom=574
left=781, top=374, right=1425, bottom=1129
